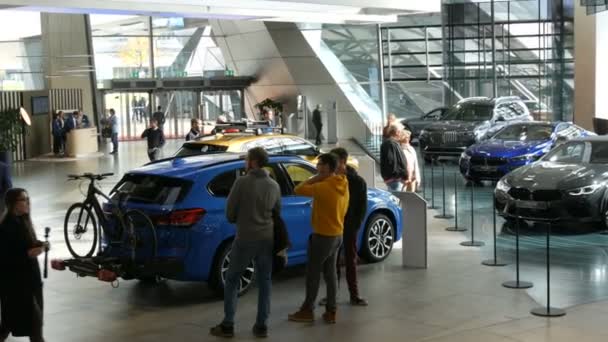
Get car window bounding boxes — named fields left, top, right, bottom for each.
left=112, top=174, right=192, bottom=205
left=544, top=142, right=586, bottom=164
left=207, top=170, right=239, bottom=197
left=590, top=142, right=608, bottom=163
left=241, top=138, right=283, bottom=154
left=175, top=143, right=228, bottom=157
left=558, top=124, right=584, bottom=139
left=282, top=137, right=318, bottom=156
left=443, top=103, right=493, bottom=121
left=284, top=163, right=316, bottom=188
left=494, top=124, right=553, bottom=141
left=208, top=164, right=289, bottom=197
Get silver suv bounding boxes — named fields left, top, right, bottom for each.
left=418, top=96, right=533, bottom=161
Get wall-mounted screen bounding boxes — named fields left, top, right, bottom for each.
left=31, top=96, right=49, bottom=116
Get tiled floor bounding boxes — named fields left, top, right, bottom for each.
left=4, top=138, right=608, bottom=341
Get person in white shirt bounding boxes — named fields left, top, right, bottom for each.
left=399, top=128, right=420, bottom=192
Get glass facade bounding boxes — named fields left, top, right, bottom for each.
left=0, top=11, right=44, bottom=91
left=381, top=14, right=447, bottom=119
left=381, top=0, right=574, bottom=122
left=90, top=15, right=225, bottom=83
left=442, top=0, right=574, bottom=121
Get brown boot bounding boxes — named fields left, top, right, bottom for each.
left=322, top=310, right=336, bottom=324
left=288, top=308, right=314, bottom=322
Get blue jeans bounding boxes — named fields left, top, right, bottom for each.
left=223, top=239, right=273, bottom=327
left=386, top=180, right=403, bottom=192
left=111, top=133, right=118, bottom=153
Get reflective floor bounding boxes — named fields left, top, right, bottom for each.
left=5, top=140, right=608, bottom=341
left=419, top=160, right=608, bottom=308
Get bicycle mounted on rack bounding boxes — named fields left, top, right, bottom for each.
left=53, top=173, right=179, bottom=283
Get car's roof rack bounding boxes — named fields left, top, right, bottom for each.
left=212, top=121, right=284, bottom=135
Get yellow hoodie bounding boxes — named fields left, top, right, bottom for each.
left=294, top=174, right=349, bottom=237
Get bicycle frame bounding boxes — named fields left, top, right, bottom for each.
left=81, top=179, right=125, bottom=242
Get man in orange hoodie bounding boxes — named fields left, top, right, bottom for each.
left=288, top=153, right=349, bottom=324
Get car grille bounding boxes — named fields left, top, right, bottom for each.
left=470, top=156, right=507, bottom=166
left=508, top=188, right=562, bottom=201
left=429, top=131, right=465, bottom=145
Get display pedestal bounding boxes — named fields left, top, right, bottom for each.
left=66, top=127, right=98, bottom=157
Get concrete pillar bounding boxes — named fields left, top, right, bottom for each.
left=41, top=13, right=95, bottom=117
left=573, top=6, right=608, bottom=131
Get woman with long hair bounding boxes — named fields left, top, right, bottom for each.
left=0, top=188, right=48, bottom=342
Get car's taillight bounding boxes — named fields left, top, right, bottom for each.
left=156, top=208, right=206, bottom=227
left=223, top=128, right=240, bottom=133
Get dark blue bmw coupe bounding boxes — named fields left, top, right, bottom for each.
left=459, top=122, right=594, bottom=181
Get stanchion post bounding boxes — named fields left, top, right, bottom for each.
left=446, top=172, right=467, bottom=232
left=421, top=160, right=428, bottom=200
left=460, top=183, right=484, bottom=247
left=428, top=161, right=439, bottom=209
left=435, top=165, right=454, bottom=219
left=482, top=194, right=507, bottom=266
left=502, top=210, right=533, bottom=289
left=531, top=221, right=565, bottom=317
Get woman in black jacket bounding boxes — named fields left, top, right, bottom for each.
left=0, top=188, right=48, bottom=342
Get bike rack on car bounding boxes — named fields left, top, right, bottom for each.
left=51, top=256, right=184, bottom=287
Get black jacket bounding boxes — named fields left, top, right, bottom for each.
left=0, top=214, right=43, bottom=336
left=380, top=138, right=408, bottom=181
left=344, top=166, right=367, bottom=233
left=141, top=128, right=165, bottom=149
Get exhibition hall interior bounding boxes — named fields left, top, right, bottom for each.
left=3, top=0, right=608, bottom=341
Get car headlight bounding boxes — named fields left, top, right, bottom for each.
left=511, top=153, right=538, bottom=162
left=496, top=178, right=511, bottom=193
left=567, top=183, right=605, bottom=196
left=389, top=194, right=401, bottom=205
left=460, top=151, right=471, bottom=160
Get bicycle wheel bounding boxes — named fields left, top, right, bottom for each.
left=64, top=203, right=98, bottom=258
left=123, top=209, right=157, bottom=262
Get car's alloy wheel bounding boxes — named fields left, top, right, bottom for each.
left=211, top=243, right=255, bottom=296
left=361, top=214, right=395, bottom=263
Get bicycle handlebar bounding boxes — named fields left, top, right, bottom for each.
left=67, top=173, right=114, bottom=181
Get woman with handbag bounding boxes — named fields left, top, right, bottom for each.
left=0, top=188, right=48, bottom=342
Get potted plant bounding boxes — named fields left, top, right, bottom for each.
left=0, top=108, right=27, bottom=165
left=255, top=98, right=283, bottom=116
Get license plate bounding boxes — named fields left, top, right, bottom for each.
left=516, top=200, right=547, bottom=209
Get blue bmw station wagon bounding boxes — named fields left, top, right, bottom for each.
left=107, top=154, right=402, bottom=294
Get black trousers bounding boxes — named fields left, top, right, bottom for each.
left=314, top=123, right=323, bottom=145
left=148, top=148, right=160, bottom=162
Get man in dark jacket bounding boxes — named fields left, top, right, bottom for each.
left=312, top=104, right=323, bottom=146
left=330, top=148, right=368, bottom=306
left=141, top=119, right=165, bottom=162
left=380, top=123, right=408, bottom=191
